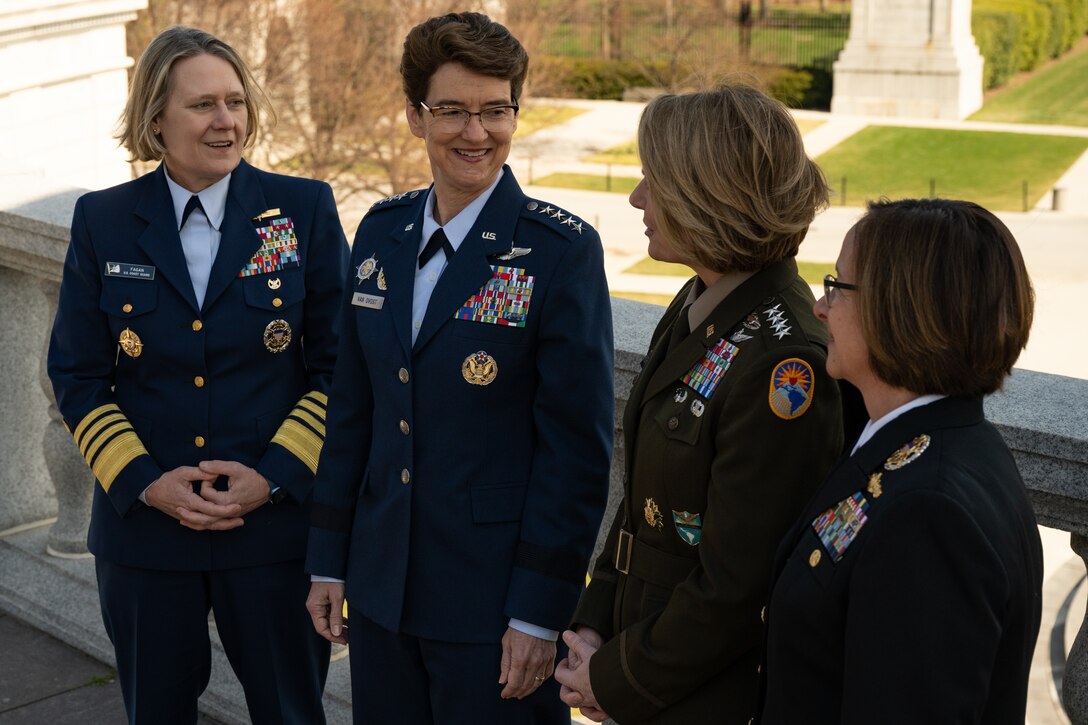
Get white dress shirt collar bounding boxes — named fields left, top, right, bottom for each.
left=164, top=169, right=230, bottom=231
left=419, top=169, right=504, bottom=253
left=850, top=394, right=947, bottom=456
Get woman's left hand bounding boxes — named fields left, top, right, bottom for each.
left=555, top=629, right=609, bottom=720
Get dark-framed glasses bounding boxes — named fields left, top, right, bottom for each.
left=823, top=274, right=858, bottom=305
left=419, top=100, right=519, bottom=133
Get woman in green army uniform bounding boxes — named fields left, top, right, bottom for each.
left=555, top=84, right=844, bottom=723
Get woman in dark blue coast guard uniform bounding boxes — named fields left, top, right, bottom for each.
left=304, top=12, right=614, bottom=724
left=758, top=199, right=1043, bottom=723
left=47, top=26, right=347, bottom=724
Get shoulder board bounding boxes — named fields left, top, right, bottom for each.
left=368, top=189, right=425, bottom=212
left=520, top=199, right=590, bottom=238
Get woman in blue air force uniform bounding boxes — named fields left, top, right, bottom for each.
left=47, top=26, right=347, bottom=725
left=758, top=198, right=1044, bottom=724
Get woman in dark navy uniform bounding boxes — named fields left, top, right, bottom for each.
left=47, top=26, right=347, bottom=724
left=758, top=198, right=1042, bottom=724
left=554, top=85, right=844, bottom=723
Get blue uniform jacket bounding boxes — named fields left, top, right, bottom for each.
left=306, top=168, right=615, bottom=643
left=48, top=160, right=348, bottom=571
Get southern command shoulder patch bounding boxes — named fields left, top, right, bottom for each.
left=769, top=358, right=815, bottom=420
left=812, top=491, right=869, bottom=562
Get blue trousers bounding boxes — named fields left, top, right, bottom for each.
left=96, top=558, right=330, bottom=725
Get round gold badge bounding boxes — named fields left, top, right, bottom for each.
left=263, top=319, right=292, bottom=353
left=119, top=328, right=143, bottom=358
left=461, top=350, right=497, bottom=386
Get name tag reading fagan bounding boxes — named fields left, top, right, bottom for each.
left=352, top=292, right=384, bottom=309
left=104, top=262, right=156, bottom=280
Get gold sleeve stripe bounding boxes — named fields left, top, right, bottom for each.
left=290, top=408, right=326, bottom=438
left=306, top=391, right=329, bottom=407
left=91, top=432, right=149, bottom=492
left=297, top=397, right=327, bottom=421
left=71, top=403, right=148, bottom=492
left=271, top=418, right=323, bottom=475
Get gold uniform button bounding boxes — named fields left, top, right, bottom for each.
left=399, top=420, right=410, bottom=435
left=194, top=376, right=205, bottom=388
left=760, top=606, right=766, bottom=623
left=192, top=320, right=203, bottom=332
left=400, top=469, right=410, bottom=485
left=398, top=368, right=409, bottom=384
left=272, top=297, right=283, bottom=308
left=809, top=549, right=822, bottom=567
left=194, top=436, right=206, bottom=448
left=122, top=303, right=133, bottom=314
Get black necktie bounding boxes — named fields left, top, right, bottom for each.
left=419, top=228, right=455, bottom=268
left=181, top=195, right=206, bottom=228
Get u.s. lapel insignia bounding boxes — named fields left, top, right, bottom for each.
left=673, top=510, right=702, bottom=545
left=673, top=387, right=688, bottom=404
left=690, top=399, right=705, bottom=418
left=119, top=328, right=143, bottom=358
left=769, top=358, right=814, bottom=420
left=377, top=268, right=387, bottom=291
left=462, top=350, right=497, bottom=386
left=867, top=472, right=883, bottom=498
left=705, top=324, right=715, bottom=338
left=884, top=434, right=931, bottom=470
left=812, top=491, right=870, bottom=562
left=644, top=498, right=664, bottom=530
left=263, top=319, right=292, bottom=353
left=356, top=256, right=377, bottom=284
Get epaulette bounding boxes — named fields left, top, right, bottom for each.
left=723, top=297, right=797, bottom=346
left=368, top=189, right=425, bottom=212
left=520, top=199, right=589, bottom=238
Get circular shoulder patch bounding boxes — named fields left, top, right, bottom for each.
left=768, top=357, right=815, bottom=420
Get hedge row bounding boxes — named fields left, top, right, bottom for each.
left=973, top=0, right=1088, bottom=88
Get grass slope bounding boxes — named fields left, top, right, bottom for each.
left=971, top=42, right=1088, bottom=127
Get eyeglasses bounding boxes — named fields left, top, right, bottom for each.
left=418, top=100, right=519, bottom=133
left=823, top=274, right=858, bottom=305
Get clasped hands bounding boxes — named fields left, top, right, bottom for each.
left=144, top=460, right=271, bottom=530
left=555, top=627, right=610, bottom=722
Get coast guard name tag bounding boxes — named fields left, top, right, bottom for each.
left=104, top=262, right=156, bottom=280
left=352, top=292, right=384, bottom=309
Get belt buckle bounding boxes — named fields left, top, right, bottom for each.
left=615, top=529, right=633, bottom=575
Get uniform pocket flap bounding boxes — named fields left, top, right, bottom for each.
left=99, top=279, right=158, bottom=318
left=243, top=266, right=306, bottom=310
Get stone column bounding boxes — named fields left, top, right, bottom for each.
left=831, top=0, right=984, bottom=119
left=1064, top=533, right=1088, bottom=720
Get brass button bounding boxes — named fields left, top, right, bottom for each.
left=400, top=469, right=410, bottom=485
left=272, top=297, right=283, bottom=308
left=194, top=376, right=205, bottom=388
left=809, top=549, right=822, bottom=567
left=399, top=420, right=410, bottom=435
left=192, top=320, right=203, bottom=332
left=760, top=606, right=766, bottom=623
left=194, top=436, right=206, bottom=448
left=757, top=664, right=761, bottom=674
left=398, top=368, right=409, bottom=384
left=667, top=416, right=679, bottom=431
left=122, top=303, right=133, bottom=314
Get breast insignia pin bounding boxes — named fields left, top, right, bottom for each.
left=461, top=350, right=497, bottom=386
left=119, top=328, right=143, bottom=358
left=267, top=277, right=282, bottom=290
left=883, top=434, right=931, bottom=471
left=867, top=472, right=883, bottom=498
left=377, top=268, right=387, bottom=291
left=356, top=256, right=377, bottom=284
left=644, top=498, right=664, bottom=529
left=263, top=319, right=292, bottom=353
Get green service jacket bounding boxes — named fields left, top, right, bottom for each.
left=573, top=258, right=843, bottom=724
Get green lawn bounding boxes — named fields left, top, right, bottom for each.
left=583, top=119, right=823, bottom=166
left=624, top=257, right=833, bottom=285
left=530, top=172, right=641, bottom=194
left=971, top=44, right=1088, bottom=126
left=816, top=127, right=1088, bottom=210
left=516, top=105, right=588, bottom=136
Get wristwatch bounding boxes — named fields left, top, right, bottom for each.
left=268, top=481, right=289, bottom=505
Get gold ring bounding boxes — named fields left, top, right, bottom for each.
left=534, top=675, right=545, bottom=682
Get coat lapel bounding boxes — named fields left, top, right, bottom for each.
left=412, top=173, right=520, bottom=353
left=382, top=202, right=427, bottom=357
left=134, top=166, right=199, bottom=313
left=202, top=160, right=268, bottom=313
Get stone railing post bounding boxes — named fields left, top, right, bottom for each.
left=1064, top=534, right=1088, bottom=719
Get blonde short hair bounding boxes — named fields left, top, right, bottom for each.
left=116, top=26, right=273, bottom=162
left=638, top=84, right=828, bottom=273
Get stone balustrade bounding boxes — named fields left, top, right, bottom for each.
left=1, top=193, right=1086, bottom=723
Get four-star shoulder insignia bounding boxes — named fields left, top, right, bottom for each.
left=525, top=200, right=584, bottom=235
left=369, top=189, right=424, bottom=211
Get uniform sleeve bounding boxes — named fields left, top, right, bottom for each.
left=589, top=347, right=843, bottom=722
left=571, top=504, right=624, bottom=639
left=305, top=234, right=374, bottom=579
left=47, top=197, right=163, bottom=516
left=502, top=230, right=615, bottom=631
left=255, top=182, right=348, bottom=502
left=840, top=493, right=1009, bottom=724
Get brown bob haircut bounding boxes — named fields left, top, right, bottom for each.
left=401, top=12, right=529, bottom=108
left=853, top=198, right=1034, bottom=397
left=638, top=84, right=829, bottom=273
left=116, top=25, right=273, bottom=162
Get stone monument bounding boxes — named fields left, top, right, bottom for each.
left=831, top=0, right=984, bottom=119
